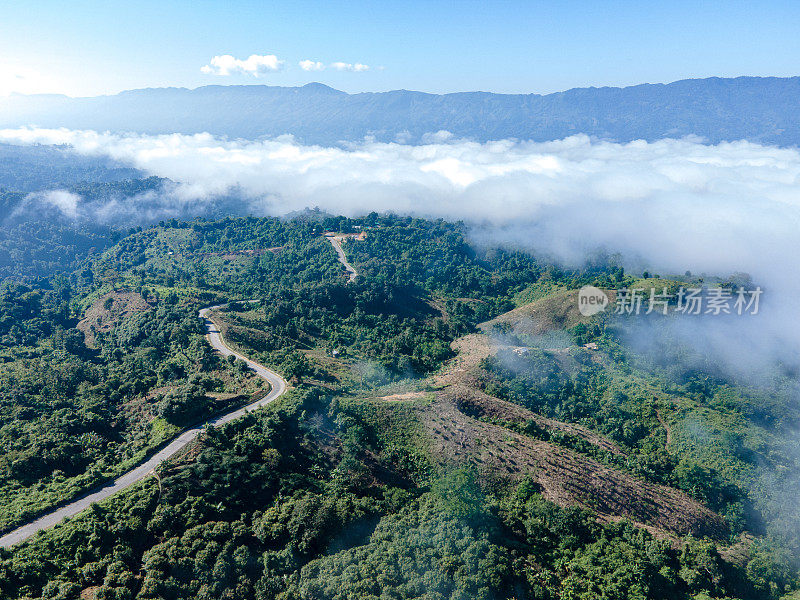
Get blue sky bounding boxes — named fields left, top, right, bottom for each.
left=1, top=0, right=799, bottom=97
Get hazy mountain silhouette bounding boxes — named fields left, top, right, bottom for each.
left=2, top=76, right=799, bottom=146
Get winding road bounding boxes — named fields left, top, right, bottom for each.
left=0, top=305, right=288, bottom=549
left=1, top=238, right=359, bottom=549
left=326, top=234, right=358, bottom=282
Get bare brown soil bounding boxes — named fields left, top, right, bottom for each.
left=324, top=231, right=367, bottom=241
left=445, top=384, right=626, bottom=457
left=433, top=333, right=493, bottom=387
left=416, top=292, right=728, bottom=540
left=418, top=393, right=727, bottom=540
left=80, top=586, right=100, bottom=599
left=656, top=409, right=673, bottom=448
left=480, top=289, right=617, bottom=336
left=77, top=291, right=151, bottom=348
left=381, top=391, right=430, bottom=401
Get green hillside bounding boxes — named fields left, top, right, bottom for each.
left=0, top=215, right=797, bottom=599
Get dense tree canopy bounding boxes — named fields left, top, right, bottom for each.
left=0, top=213, right=797, bottom=599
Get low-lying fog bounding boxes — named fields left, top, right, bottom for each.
left=2, top=126, right=799, bottom=382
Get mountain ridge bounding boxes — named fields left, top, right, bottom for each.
left=2, top=75, right=799, bottom=146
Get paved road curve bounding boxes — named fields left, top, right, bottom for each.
left=326, top=235, right=358, bottom=282
left=0, top=304, right=287, bottom=549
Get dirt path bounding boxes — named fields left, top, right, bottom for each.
left=326, top=235, right=358, bottom=282
left=656, top=409, right=673, bottom=448
left=0, top=304, right=288, bottom=549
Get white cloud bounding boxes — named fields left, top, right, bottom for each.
left=1, top=128, right=798, bottom=288
left=9, top=189, right=82, bottom=220
left=41, top=190, right=81, bottom=218
left=201, top=54, right=284, bottom=77
left=420, top=130, right=455, bottom=144
left=3, top=126, right=800, bottom=378
left=0, top=63, right=66, bottom=97
left=330, top=62, right=370, bottom=72
left=299, top=60, right=370, bottom=72
left=299, top=60, right=326, bottom=72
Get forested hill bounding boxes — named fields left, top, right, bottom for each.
left=0, top=144, right=141, bottom=193
left=2, top=76, right=800, bottom=145
left=1, top=215, right=799, bottom=598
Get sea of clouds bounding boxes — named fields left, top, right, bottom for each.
left=2, top=126, right=800, bottom=381
left=1, top=127, right=797, bottom=279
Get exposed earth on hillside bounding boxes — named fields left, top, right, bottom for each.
left=369, top=291, right=731, bottom=541
left=77, top=290, right=151, bottom=348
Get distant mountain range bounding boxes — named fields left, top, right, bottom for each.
left=2, top=76, right=800, bottom=146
